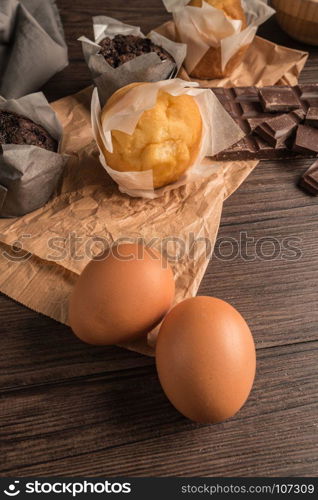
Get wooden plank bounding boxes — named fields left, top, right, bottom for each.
left=7, top=405, right=316, bottom=477
left=0, top=295, right=152, bottom=391
left=1, top=342, right=317, bottom=476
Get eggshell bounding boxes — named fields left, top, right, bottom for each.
left=156, top=296, right=256, bottom=423
left=68, top=243, right=175, bottom=345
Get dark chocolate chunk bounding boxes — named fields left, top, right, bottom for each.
left=0, top=110, right=57, bottom=152
left=293, top=125, right=318, bottom=154
left=305, top=107, right=318, bottom=128
left=210, top=84, right=318, bottom=161
left=299, top=159, right=318, bottom=195
left=255, top=113, right=299, bottom=147
left=215, top=134, right=298, bottom=161
left=259, top=87, right=301, bottom=112
left=299, top=176, right=318, bottom=195
left=247, top=117, right=272, bottom=130
left=291, top=108, right=306, bottom=121
left=98, top=34, right=174, bottom=69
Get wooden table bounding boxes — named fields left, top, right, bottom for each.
left=1, top=0, right=318, bottom=477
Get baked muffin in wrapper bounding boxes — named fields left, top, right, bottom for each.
left=0, top=0, right=68, bottom=99
left=0, top=92, right=68, bottom=218
left=91, top=79, right=244, bottom=199
left=162, top=0, right=274, bottom=80
left=79, top=16, right=187, bottom=105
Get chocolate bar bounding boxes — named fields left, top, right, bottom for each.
left=210, top=85, right=318, bottom=161
left=299, top=160, right=318, bottom=195
left=293, top=125, right=318, bottom=154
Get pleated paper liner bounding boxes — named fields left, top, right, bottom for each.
left=272, top=0, right=318, bottom=46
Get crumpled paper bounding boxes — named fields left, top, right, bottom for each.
left=79, top=16, right=187, bottom=105
left=91, top=79, right=244, bottom=198
left=0, top=0, right=68, bottom=99
left=0, top=92, right=68, bottom=217
left=162, top=0, right=275, bottom=74
left=0, top=35, right=308, bottom=357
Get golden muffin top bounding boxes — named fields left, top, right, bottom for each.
left=101, top=85, right=203, bottom=189
left=189, top=0, right=247, bottom=26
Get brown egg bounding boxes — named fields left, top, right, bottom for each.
left=68, top=243, right=175, bottom=345
left=156, top=296, right=256, bottom=423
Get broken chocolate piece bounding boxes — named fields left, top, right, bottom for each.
left=291, top=108, right=306, bottom=121
left=293, top=125, right=318, bottom=155
left=255, top=113, right=299, bottom=147
left=259, top=87, right=302, bottom=112
left=299, top=159, right=318, bottom=195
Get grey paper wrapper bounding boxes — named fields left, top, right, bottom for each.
left=0, top=92, right=68, bottom=217
left=80, top=16, right=187, bottom=106
left=0, top=0, right=68, bottom=99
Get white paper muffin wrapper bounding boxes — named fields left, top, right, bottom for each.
left=162, top=0, right=275, bottom=73
left=79, top=16, right=187, bottom=106
left=91, top=79, right=244, bottom=199
left=0, top=92, right=68, bottom=218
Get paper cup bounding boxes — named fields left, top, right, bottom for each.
left=0, top=92, right=68, bottom=218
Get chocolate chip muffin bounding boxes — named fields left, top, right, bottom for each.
left=99, top=34, right=174, bottom=68
left=0, top=111, right=57, bottom=152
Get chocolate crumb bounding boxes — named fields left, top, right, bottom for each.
left=99, top=34, right=174, bottom=68
left=0, top=110, right=57, bottom=152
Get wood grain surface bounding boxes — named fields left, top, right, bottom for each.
left=1, top=0, right=318, bottom=477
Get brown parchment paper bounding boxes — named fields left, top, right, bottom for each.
left=0, top=34, right=308, bottom=357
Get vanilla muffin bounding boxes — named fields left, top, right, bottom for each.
left=101, top=83, right=203, bottom=189
left=187, top=0, right=248, bottom=80
left=189, top=0, right=246, bottom=26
